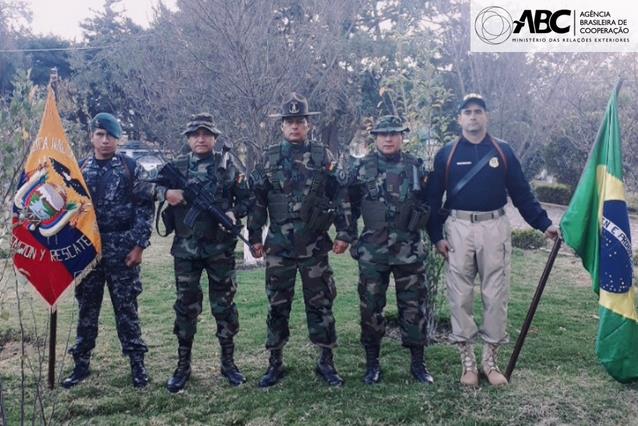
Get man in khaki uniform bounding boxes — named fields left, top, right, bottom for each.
left=426, top=94, right=558, bottom=386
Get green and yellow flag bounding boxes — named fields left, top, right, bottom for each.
left=560, top=82, right=638, bottom=383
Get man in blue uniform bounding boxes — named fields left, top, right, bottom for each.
left=426, top=94, right=559, bottom=387
left=63, top=113, right=154, bottom=389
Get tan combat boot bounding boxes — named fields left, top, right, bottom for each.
left=481, top=343, right=508, bottom=386
left=458, top=343, right=479, bottom=386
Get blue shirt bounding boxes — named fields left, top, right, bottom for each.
left=426, top=135, right=552, bottom=243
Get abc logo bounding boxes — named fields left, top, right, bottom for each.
left=475, top=7, right=514, bottom=45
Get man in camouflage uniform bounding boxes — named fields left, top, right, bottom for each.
left=155, top=113, right=253, bottom=393
left=345, top=115, right=433, bottom=385
left=248, top=93, right=351, bottom=388
left=63, top=112, right=154, bottom=389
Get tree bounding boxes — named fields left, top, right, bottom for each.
left=68, top=0, right=145, bottom=141
left=0, top=0, right=30, bottom=96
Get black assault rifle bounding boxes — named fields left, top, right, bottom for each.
left=150, top=162, right=255, bottom=253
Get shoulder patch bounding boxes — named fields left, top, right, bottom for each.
left=336, top=167, right=348, bottom=185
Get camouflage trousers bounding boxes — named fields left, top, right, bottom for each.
left=265, top=254, right=337, bottom=350
left=357, top=260, right=428, bottom=347
left=70, top=261, right=148, bottom=357
left=173, top=252, right=239, bottom=342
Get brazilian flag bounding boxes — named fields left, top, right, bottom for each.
left=561, top=81, right=638, bottom=383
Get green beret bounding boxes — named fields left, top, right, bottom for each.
left=91, top=112, right=122, bottom=139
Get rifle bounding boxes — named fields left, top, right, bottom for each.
left=150, top=161, right=255, bottom=253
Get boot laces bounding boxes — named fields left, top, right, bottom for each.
left=483, top=344, right=501, bottom=373
left=459, top=344, right=478, bottom=373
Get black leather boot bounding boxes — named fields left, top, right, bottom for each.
left=166, top=338, right=192, bottom=393
left=220, top=339, right=246, bottom=386
left=315, top=348, right=344, bottom=386
left=130, top=352, right=149, bottom=389
left=258, top=349, right=284, bottom=388
left=62, top=353, right=91, bottom=389
left=409, top=345, right=434, bottom=384
left=363, top=344, right=382, bottom=385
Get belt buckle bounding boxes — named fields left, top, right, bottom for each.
left=470, top=212, right=479, bottom=222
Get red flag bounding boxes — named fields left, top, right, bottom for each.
left=11, top=86, right=101, bottom=308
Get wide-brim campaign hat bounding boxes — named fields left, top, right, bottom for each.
left=458, top=93, right=487, bottom=111
left=370, top=115, right=410, bottom=134
left=182, top=113, right=222, bottom=136
left=269, top=92, right=320, bottom=118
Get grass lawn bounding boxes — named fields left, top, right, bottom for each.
left=1, top=234, right=638, bottom=425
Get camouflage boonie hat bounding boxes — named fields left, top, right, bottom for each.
left=182, top=113, right=222, bottom=136
left=269, top=92, right=320, bottom=118
left=370, top=115, right=410, bottom=134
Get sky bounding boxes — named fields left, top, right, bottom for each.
left=25, top=0, right=178, bottom=41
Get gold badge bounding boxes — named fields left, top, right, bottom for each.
left=489, top=156, right=499, bottom=168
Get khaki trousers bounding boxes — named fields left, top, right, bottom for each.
left=444, top=214, right=512, bottom=344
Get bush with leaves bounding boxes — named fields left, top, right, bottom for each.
left=534, top=182, right=572, bottom=205
left=511, top=229, right=547, bottom=250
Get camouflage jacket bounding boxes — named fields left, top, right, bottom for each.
left=346, top=150, right=429, bottom=265
left=80, top=153, right=154, bottom=251
left=156, top=152, right=253, bottom=259
left=247, top=140, right=351, bottom=259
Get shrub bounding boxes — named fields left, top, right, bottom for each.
left=534, top=182, right=572, bottom=205
left=625, top=192, right=638, bottom=214
left=543, top=136, right=588, bottom=188
left=512, top=229, right=546, bottom=250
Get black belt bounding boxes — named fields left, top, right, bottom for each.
left=100, top=224, right=132, bottom=233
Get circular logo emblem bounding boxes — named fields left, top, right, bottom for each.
left=475, top=7, right=513, bottom=45
left=26, top=183, right=67, bottom=221
left=489, top=156, right=499, bottom=168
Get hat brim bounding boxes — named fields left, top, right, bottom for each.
left=370, top=126, right=410, bottom=134
left=268, top=111, right=321, bottom=118
left=182, top=125, right=222, bottom=136
left=459, top=98, right=487, bottom=111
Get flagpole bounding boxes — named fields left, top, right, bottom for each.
left=505, top=237, right=562, bottom=382
left=48, top=308, right=57, bottom=389
left=47, top=67, right=59, bottom=390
